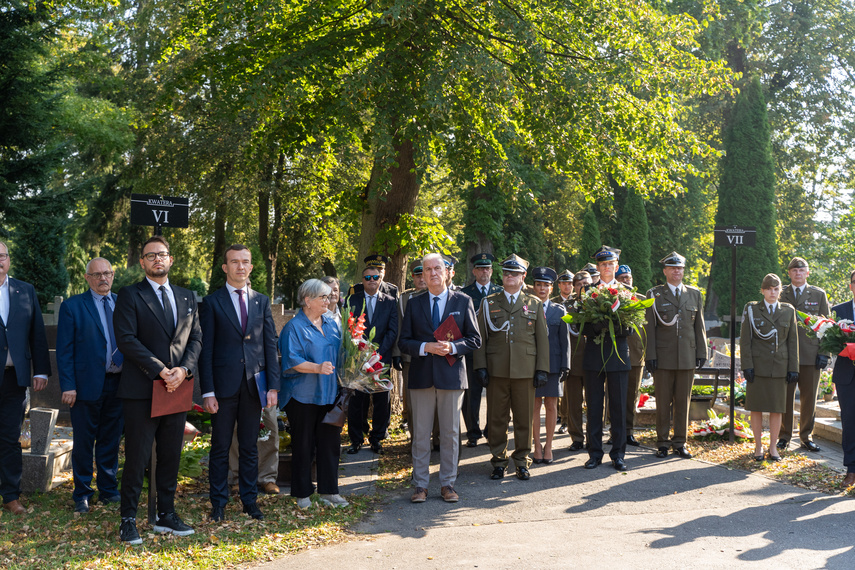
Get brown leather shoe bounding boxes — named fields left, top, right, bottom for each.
left=410, top=487, right=427, bottom=503
left=260, top=482, right=280, bottom=494
left=3, top=499, right=26, bottom=515
left=844, top=473, right=855, bottom=487
left=440, top=486, right=459, bottom=503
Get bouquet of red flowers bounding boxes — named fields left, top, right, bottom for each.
left=797, top=310, right=855, bottom=361
left=323, top=310, right=393, bottom=427
left=562, top=285, right=653, bottom=361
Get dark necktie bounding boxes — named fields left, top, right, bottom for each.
left=481, top=286, right=486, bottom=297
left=159, top=285, right=176, bottom=336
left=102, top=296, right=123, bottom=367
left=236, top=289, right=247, bottom=334
left=795, top=287, right=802, bottom=303
left=432, top=296, right=440, bottom=329
left=510, top=295, right=516, bottom=307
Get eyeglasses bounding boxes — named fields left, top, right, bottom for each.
left=316, top=295, right=331, bottom=302
left=363, top=275, right=381, bottom=281
left=87, top=271, right=115, bottom=279
left=141, top=251, right=171, bottom=261
left=0, top=254, right=9, bottom=261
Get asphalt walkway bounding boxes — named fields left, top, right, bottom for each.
left=261, top=427, right=854, bottom=569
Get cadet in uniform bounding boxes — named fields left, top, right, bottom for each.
left=473, top=255, right=549, bottom=481
left=615, top=264, right=645, bottom=446
left=777, top=257, right=830, bottom=452
left=645, top=252, right=707, bottom=459
left=552, top=269, right=574, bottom=433
left=740, top=273, right=799, bottom=461
left=582, top=247, right=631, bottom=471
left=460, top=253, right=503, bottom=447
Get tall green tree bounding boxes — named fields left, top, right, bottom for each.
left=576, top=206, right=602, bottom=272
left=618, top=188, right=653, bottom=292
left=711, top=75, right=778, bottom=320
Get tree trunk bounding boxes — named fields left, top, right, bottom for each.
left=465, top=184, right=497, bottom=281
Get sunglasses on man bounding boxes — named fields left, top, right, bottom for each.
left=363, top=275, right=381, bottom=281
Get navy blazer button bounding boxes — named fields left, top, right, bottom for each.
left=240, top=359, right=245, bottom=363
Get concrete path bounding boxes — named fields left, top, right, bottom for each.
left=259, top=429, right=855, bottom=570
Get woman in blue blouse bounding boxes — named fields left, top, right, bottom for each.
left=279, top=279, right=347, bottom=509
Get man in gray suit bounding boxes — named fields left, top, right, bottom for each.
left=0, top=242, right=50, bottom=515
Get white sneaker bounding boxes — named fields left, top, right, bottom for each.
left=295, top=496, right=312, bottom=510
left=319, top=494, right=349, bottom=508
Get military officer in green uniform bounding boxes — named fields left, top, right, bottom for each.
left=616, top=264, right=645, bottom=446
left=564, top=270, right=592, bottom=449
left=347, top=254, right=400, bottom=299
left=645, top=252, right=707, bottom=459
left=778, top=257, right=830, bottom=452
left=473, top=254, right=549, bottom=481
left=741, top=273, right=799, bottom=461
left=460, top=253, right=503, bottom=446
left=393, top=261, right=428, bottom=438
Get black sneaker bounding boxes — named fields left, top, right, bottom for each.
left=120, top=519, right=143, bottom=545
left=153, top=512, right=195, bottom=536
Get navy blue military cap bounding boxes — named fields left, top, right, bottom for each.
left=557, top=269, right=574, bottom=282
left=364, top=254, right=388, bottom=268
left=471, top=252, right=497, bottom=267
left=532, top=267, right=558, bottom=283
left=591, top=245, right=621, bottom=262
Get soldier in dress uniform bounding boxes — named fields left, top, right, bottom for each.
left=777, top=257, right=830, bottom=452
left=645, top=252, right=707, bottom=460
left=552, top=269, right=574, bottom=433
left=582, top=246, right=632, bottom=471
left=564, top=271, right=592, bottom=450
left=460, top=253, right=503, bottom=447
left=580, top=263, right=600, bottom=284
left=473, top=255, right=549, bottom=481
left=443, top=255, right=462, bottom=291
left=740, top=273, right=799, bottom=461
left=347, top=254, right=400, bottom=299
left=393, top=261, right=428, bottom=438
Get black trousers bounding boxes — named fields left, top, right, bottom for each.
left=347, top=389, right=390, bottom=446
left=584, top=369, right=628, bottom=461
left=0, top=368, right=26, bottom=503
left=120, top=399, right=185, bottom=518
left=285, top=399, right=341, bottom=498
left=209, top=375, right=262, bottom=508
left=69, top=372, right=124, bottom=502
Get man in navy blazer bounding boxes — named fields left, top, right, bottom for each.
left=833, top=270, right=855, bottom=487
left=57, top=257, right=124, bottom=514
left=113, top=236, right=202, bottom=545
left=199, top=244, right=280, bottom=522
left=345, top=264, right=398, bottom=454
left=400, top=253, right=481, bottom=502
left=0, top=242, right=50, bottom=515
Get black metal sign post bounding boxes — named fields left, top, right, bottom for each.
left=714, top=226, right=757, bottom=442
left=130, top=193, right=190, bottom=523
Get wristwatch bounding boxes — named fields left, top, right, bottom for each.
left=181, top=366, right=193, bottom=379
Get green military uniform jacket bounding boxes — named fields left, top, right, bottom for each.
left=392, top=288, right=427, bottom=362
left=473, top=291, right=549, bottom=378
left=739, top=301, right=799, bottom=377
left=645, top=283, right=707, bottom=370
left=779, top=283, right=830, bottom=365
left=628, top=292, right=647, bottom=366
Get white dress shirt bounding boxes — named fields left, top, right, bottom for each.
left=145, top=276, right=177, bottom=328
left=419, top=287, right=457, bottom=356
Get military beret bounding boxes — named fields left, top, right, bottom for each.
left=616, top=264, right=632, bottom=277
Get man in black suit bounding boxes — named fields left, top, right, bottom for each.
left=833, top=270, right=855, bottom=487
left=399, top=253, right=481, bottom=503
left=199, top=244, right=280, bottom=522
left=0, top=242, right=50, bottom=516
left=57, top=257, right=124, bottom=514
left=345, top=264, right=398, bottom=454
left=113, top=236, right=202, bottom=545
left=460, top=253, right=502, bottom=447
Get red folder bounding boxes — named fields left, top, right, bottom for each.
left=434, top=315, right=462, bottom=366
left=151, top=377, right=194, bottom=418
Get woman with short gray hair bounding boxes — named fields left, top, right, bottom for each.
left=278, top=279, right=347, bottom=508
